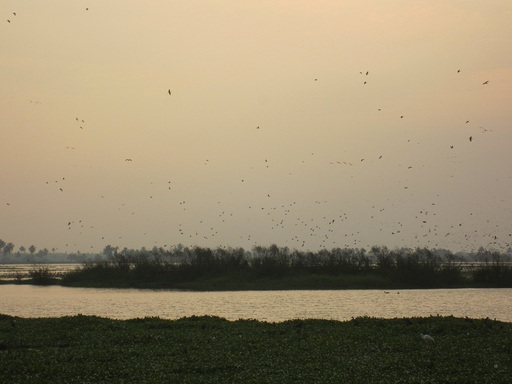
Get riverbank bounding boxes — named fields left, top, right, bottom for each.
left=2, top=267, right=509, bottom=291
left=1, top=315, right=510, bottom=383
left=2, top=245, right=511, bottom=290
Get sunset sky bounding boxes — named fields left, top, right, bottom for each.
left=1, top=1, right=511, bottom=254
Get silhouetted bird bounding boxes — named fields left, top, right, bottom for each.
left=469, top=136, right=473, bottom=142
left=483, top=80, right=489, bottom=85
left=168, top=89, right=171, bottom=95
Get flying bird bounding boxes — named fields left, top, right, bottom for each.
left=482, top=80, right=489, bottom=85
left=168, top=89, right=171, bottom=95
left=469, top=136, right=473, bottom=142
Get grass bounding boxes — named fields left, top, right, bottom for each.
left=1, top=314, right=511, bottom=383
left=174, top=272, right=393, bottom=291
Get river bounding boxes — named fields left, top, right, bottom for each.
left=0, top=263, right=81, bottom=280
left=0, top=284, right=510, bottom=322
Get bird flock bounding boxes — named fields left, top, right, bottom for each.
left=2, top=6, right=510, bottom=254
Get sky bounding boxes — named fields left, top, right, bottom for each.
left=1, top=1, right=512, bottom=254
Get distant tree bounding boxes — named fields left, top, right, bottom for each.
left=36, top=248, right=49, bottom=259
left=0, top=239, right=5, bottom=253
left=371, top=246, right=396, bottom=274
left=103, top=245, right=118, bottom=259
left=3, top=242, right=15, bottom=255
left=29, top=245, right=36, bottom=255
left=19, top=245, right=26, bottom=253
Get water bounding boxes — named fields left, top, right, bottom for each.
left=0, top=263, right=81, bottom=280
left=0, top=284, right=510, bottom=322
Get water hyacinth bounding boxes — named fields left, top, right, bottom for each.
left=0, top=314, right=511, bottom=383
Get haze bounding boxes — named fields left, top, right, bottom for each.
left=1, top=1, right=512, bottom=254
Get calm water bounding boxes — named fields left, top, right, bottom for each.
left=0, top=263, right=81, bottom=280
left=0, top=285, right=510, bottom=322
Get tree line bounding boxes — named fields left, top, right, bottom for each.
left=59, top=244, right=512, bottom=289
left=0, top=239, right=42, bottom=262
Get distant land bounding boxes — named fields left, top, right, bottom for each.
left=1, top=244, right=510, bottom=290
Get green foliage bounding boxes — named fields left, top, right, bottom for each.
left=57, top=245, right=512, bottom=290
left=28, top=266, right=58, bottom=285
left=472, top=248, right=512, bottom=287
left=0, top=315, right=511, bottom=383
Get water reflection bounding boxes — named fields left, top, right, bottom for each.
left=1, top=285, right=511, bottom=322
left=0, top=264, right=80, bottom=280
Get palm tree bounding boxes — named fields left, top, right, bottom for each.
left=3, top=242, right=14, bottom=255
left=103, top=245, right=118, bottom=259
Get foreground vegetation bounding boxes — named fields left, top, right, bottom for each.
left=50, top=245, right=512, bottom=290
left=0, top=314, right=510, bottom=383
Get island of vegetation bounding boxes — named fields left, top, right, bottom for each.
left=1, top=314, right=511, bottom=383
left=5, top=244, right=511, bottom=290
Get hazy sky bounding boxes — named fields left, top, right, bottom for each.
left=2, top=1, right=512, bottom=254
